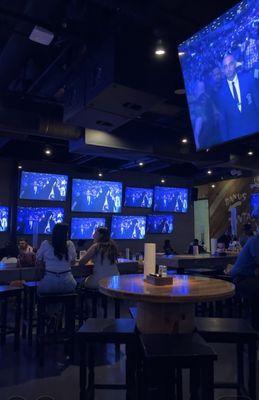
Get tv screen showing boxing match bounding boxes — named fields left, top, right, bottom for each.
left=20, top=171, right=68, bottom=201
left=111, top=215, right=146, bottom=239
left=124, top=187, right=153, bottom=208
left=178, top=0, right=259, bottom=150
left=153, top=187, right=188, bottom=213
left=146, top=215, right=174, bottom=234
left=17, top=207, right=64, bottom=235
left=71, top=179, right=122, bottom=213
left=70, top=217, right=106, bottom=239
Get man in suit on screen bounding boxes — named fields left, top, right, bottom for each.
left=216, top=54, right=259, bottom=142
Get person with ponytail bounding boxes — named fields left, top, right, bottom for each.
left=37, top=223, right=77, bottom=294
left=79, top=226, right=119, bottom=288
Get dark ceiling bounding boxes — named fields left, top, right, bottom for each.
left=0, top=0, right=258, bottom=184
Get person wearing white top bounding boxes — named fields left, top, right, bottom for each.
left=36, top=223, right=77, bottom=294
left=79, top=226, right=119, bottom=289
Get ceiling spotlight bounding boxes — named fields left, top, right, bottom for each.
left=155, top=39, right=166, bottom=56
left=18, top=165, right=22, bottom=169
left=248, top=151, right=254, bottom=156
left=178, top=51, right=185, bottom=57
left=44, top=147, right=53, bottom=156
left=182, top=138, right=188, bottom=144
left=211, top=184, right=215, bottom=188
left=138, top=162, right=144, bottom=166
left=207, top=169, right=212, bottom=175
left=161, top=178, right=166, bottom=183
left=206, top=148, right=210, bottom=152
left=98, top=172, right=103, bottom=177
left=174, top=88, right=186, bottom=95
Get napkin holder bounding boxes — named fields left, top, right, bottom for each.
left=144, top=274, right=173, bottom=286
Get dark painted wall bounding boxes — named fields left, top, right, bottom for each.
left=0, top=157, right=194, bottom=255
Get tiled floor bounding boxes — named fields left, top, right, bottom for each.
left=0, top=302, right=257, bottom=400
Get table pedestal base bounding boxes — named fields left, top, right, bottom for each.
left=136, top=302, right=195, bottom=334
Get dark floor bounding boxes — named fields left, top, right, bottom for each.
left=0, top=302, right=258, bottom=400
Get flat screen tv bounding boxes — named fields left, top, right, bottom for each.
left=0, top=206, right=9, bottom=232
left=70, top=217, right=106, bottom=239
left=251, top=193, right=259, bottom=217
left=20, top=171, right=68, bottom=201
left=111, top=216, right=146, bottom=239
left=154, top=186, right=188, bottom=213
left=124, top=187, right=153, bottom=208
left=147, top=215, right=174, bottom=234
left=17, top=207, right=64, bottom=235
left=71, top=179, right=122, bottom=213
left=178, top=0, right=259, bottom=150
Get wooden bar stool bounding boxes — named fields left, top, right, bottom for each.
left=139, top=332, right=217, bottom=400
left=196, top=317, right=258, bottom=400
left=0, top=285, right=22, bottom=351
left=22, top=281, right=38, bottom=345
left=36, top=292, right=77, bottom=366
left=77, top=318, right=137, bottom=400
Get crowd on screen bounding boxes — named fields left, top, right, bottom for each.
left=0, top=208, right=8, bottom=232
left=20, top=174, right=67, bottom=201
left=111, top=217, right=146, bottom=239
left=17, top=208, right=64, bottom=235
left=179, top=1, right=259, bottom=149
left=124, top=189, right=153, bottom=208
left=147, top=216, right=173, bottom=234
left=71, top=219, right=104, bottom=239
left=154, top=190, right=188, bottom=213
left=72, top=181, right=122, bottom=213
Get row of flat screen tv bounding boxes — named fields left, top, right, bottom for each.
left=0, top=206, right=174, bottom=239
left=19, top=171, right=189, bottom=213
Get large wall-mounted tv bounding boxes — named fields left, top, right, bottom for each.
left=17, top=207, right=64, bottom=235
left=111, top=215, right=146, bottom=239
left=154, top=186, right=188, bottom=213
left=147, top=214, right=174, bottom=234
left=0, top=206, right=9, bottom=232
left=178, top=0, right=259, bottom=150
left=251, top=193, right=259, bottom=217
left=70, top=217, right=106, bottom=239
left=20, top=171, right=68, bottom=201
left=71, top=179, right=122, bottom=213
left=124, top=187, right=153, bottom=208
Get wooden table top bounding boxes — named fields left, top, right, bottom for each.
left=99, top=274, right=235, bottom=304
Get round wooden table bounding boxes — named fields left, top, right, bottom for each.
left=99, top=274, right=235, bottom=334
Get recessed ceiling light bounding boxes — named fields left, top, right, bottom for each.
left=44, top=147, right=53, bottom=156
left=98, top=172, right=103, bottom=177
left=155, top=39, right=166, bottom=56
left=182, top=138, right=188, bottom=144
left=161, top=178, right=165, bottom=183
left=174, top=89, right=186, bottom=95
left=207, top=170, right=212, bottom=175
left=248, top=151, right=254, bottom=156
left=178, top=51, right=185, bottom=57
left=206, top=148, right=210, bottom=152
left=138, top=162, right=144, bottom=166
left=211, top=184, right=215, bottom=188
left=18, top=165, right=22, bottom=169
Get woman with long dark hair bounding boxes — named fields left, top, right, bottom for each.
left=79, top=226, right=119, bottom=288
left=37, top=223, right=77, bottom=293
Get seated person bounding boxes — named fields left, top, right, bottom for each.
left=36, top=223, right=77, bottom=294
left=239, top=224, right=254, bottom=247
left=163, top=239, right=176, bottom=256
left=1, top=242, right=19, bottom=264
left=188, top=239, right=205, bottom=255
left=218, top=228, right=232, bottom=250
left=17, top=251, right=36, bottom=268
left=79, top=227, right=119, bottom=289
left=231, top=234, right=259, bottom=328
left=18, top=238, right=34, bottom=254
